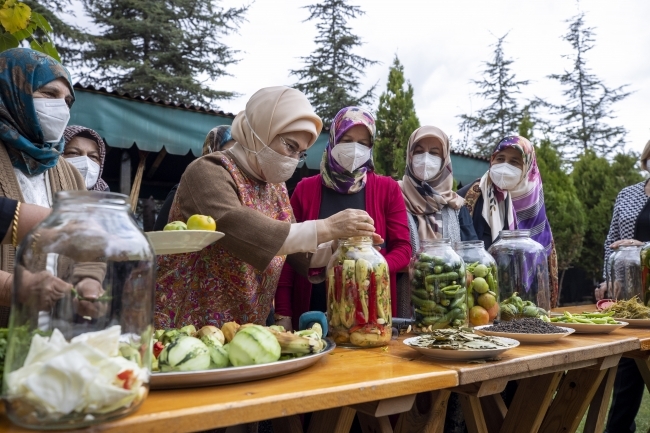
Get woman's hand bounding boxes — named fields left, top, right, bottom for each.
left=73, top=278, right=108, bottom=319
left=15, top=270, right=72, bottom=311
left=595, top=282, right=608, bottom=301
left=610, top=239, right=644, bottom=249
left=274, top=316, right=293, bottom=332
left=316, top=209, right=376, bottom=243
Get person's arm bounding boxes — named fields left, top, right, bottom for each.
left=382, top=181, right=412, bottom=275
left=1, top=200, right=51, bottom=245
left=153, top=184, right=178, bottom=231
left=458, top=206, right=479, bottom=241
left=603, top=192, right=623, bottom=280
left=274, top=263, right=296, bottom=331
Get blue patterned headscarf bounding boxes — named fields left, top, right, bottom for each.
left=0, top=48, right=74, bottom=175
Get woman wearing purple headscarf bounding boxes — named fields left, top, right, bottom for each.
left=274, top=107, right=411, bottom=330
left=63, top=125, right=109, bottom=191
left=458, top=136, right=559, bottom=307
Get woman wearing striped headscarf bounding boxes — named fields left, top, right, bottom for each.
left=458, top=135, right=559, bottom=307
left=274, top=106, right=411, bottom=331
left=63, top=126, right=110, bottom=191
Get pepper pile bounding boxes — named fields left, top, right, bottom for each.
left=327, top=244, right=391, bottom=347
left=604, top=296, right=650, bottom=319
left=550, top=311, right=621, bottom=325
left=499, top=292, right=549, bottom=321
left=482, top=318, right=565, bottom=334
left=410, top=252, right=467, bottom=333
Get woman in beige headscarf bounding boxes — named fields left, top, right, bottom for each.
left=155, top=86, right=377, bottom=328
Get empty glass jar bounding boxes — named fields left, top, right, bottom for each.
left=409, top=239, right=467, bottom=332
left=487, top=230, right=550, bottom=321
left=326, top=237, right=391, bottom=347
left=607, top=245, right=643, bottom=301
left=454, top=241, right=499, bottom=327
left=3, top=191, right=155, bottom=430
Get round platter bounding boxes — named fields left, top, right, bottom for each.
left=611, top=318, right=650, bottom=327
left=146, top=230, right=224, bottom=255
left=150, top=338, right=335, bottom=389
left=549, top=321, right=628, bottom=334
left=473, top=325, right=575, bottom=343
left=403, top=336, right=519, bottom=361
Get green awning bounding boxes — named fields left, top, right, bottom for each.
left=69, top=88, right=233, bottom=157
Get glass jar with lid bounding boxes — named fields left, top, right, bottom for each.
left=487, top=230, right=550, bottom=321
left=454, top=241, right=499, bottom=327
left=639, top=244, right=650, bottom=306
left=606, top=245, right=642, bottom=301
left=409, top=238, right=467, bottom=333
left=326, top=236, right=391, bottom=347
left=3, top=191, right=155, bottom=430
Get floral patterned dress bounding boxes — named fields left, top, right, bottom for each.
left=155, top=155, right=293, bottom=329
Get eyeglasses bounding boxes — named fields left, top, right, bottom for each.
left=280, top=136, right=306, bottom=161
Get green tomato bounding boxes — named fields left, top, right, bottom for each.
left=472, top=264, right=489, bottom=278
left=473, top=277, right=489, bottom=294
left=164, top=221, right=188, bottom=231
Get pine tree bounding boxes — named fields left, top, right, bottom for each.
left=458, top=34, right=530, bottom=156
left=545, top=13, right=631, bottom=157
left=374, top=56, right=419, bottom=179
left=571, top=151, right=642, bottom=282
left=80, top=0, right=247, bottom=106
left=535, top=139, right=585, bottom=296
left=290, top=0, right=377, bottom=126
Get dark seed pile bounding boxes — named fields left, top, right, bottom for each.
left=483, top=318, right=565, bottom=334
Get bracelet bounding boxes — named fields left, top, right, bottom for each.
left=274, top=314, right=291, bottom=321
left=11, top=201, right=21, bottom=248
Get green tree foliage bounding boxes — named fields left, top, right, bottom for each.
left=535, top=140, right=585, bottom=282
left=0, top=0, right=62, bottom=60
left=457, top=34, right=530, bottom=156
left=80, top=0, right=247, bottom=106
left=374, top=56, right=419, bottom=179
left=571, top=150, right=643, bottom=281
left=291, top=0, right=377, bottom=125
left=545, top=13, right=630, bottom=158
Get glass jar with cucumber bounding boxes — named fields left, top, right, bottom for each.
left=409, top=239, right=468, bottom=333
left=454, top=241, right=499, bottom=327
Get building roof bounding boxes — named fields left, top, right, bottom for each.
left=73, top=83, right=237, bottom=118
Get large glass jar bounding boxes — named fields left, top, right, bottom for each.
left=605, top=245, right=642, bottom=301
left=326, top=237, right=391, bottom=347
left=488, top=230, right=550, bottom=320
left=409, top=239, right=467, bottom=333
left=454, top=241, right=499, bottom=327
left=3, top=192, right=155, bottom=430
left=640, top=244, right=650, bottom=306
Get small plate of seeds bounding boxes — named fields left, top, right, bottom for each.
left=474, top=318, right=575, bottom=344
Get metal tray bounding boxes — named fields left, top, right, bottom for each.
left=150, top=338, right=335, bottom=389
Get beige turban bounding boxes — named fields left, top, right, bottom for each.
left=228, top=86, right=322, bottom=181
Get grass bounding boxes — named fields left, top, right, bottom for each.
left=578, top=389, right=650, bottom=432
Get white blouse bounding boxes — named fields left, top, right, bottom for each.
left=14, top=168, right=53, bottom=208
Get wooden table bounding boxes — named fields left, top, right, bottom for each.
left=1, top=307, right=648, bottom=433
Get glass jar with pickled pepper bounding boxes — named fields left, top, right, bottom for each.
left=640, top=244, right=650, bottom=306
left=326, top=237, right=392, bottom=347
left=606, top=245, right=642, bottom=301
left=487, top=230, right=550, bottom=321
left=454, top=241, right=499, bottom=327
left=409, top=239, right=468, bottom=333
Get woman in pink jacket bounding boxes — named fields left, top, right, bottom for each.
left=274, top=107, right=412, bottom=331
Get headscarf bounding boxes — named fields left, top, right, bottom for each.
left=641, top=139, right=650, bottom=171
left=0, top=48, right=74, bottom=175
left=202, top=125, right=232, bottom=156
left=63, top=125, right=109, bottom=191
left=480, top=136, right=553, bottom=255
left=228, top=86, right=322, bottom=182
left=399, top=126, right=464, bottom=240
left=320, top=106, right=376, bottom=194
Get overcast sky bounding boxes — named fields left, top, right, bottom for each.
left=69, top=0, right=650, bottom=153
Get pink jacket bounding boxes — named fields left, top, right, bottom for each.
left=275, top=172, right=412, bottom=329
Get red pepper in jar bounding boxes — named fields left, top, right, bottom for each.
left=354, top=282, right=367, bottom=325
left=369, top=272, right=378, bottom=323
left=153, top=341, right=164, bottom=359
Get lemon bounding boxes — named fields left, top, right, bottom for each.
left=187, top=214, right=217, bottom=231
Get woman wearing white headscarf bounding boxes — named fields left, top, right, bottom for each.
left=155, top=86, right=377, bottom=329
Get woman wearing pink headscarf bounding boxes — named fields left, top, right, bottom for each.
left=274, top=107, right=411, bottom=330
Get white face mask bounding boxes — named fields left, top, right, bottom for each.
left=245, top=115, right=299, bottom=183
left=33, top=98, right=70, bottom=143
left=411, top=153, right=442, bottom=181
left=67, top=156, right=100, bottom=189
left=331, top=142, right=371, bottom=173
left=490, top=162, right=523, bottom=191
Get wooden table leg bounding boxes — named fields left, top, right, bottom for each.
left=307, top=407, right=356, bottom=433
left=634, top=356, right=650, bottom=393
left=357, top=413, right=393, bottom=433
left=480, top=394, right=506, bottom=433
left=394, top=390, right=451, bottom=433
left=538, top=368, right=608, bottom=433
left=500, top=372, right=563, bottom=433
left=271, top=415, right=304, bottom=433
left=583, top=366, right=618, bottom=433
left=459, top=394, right=488, bottom=433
